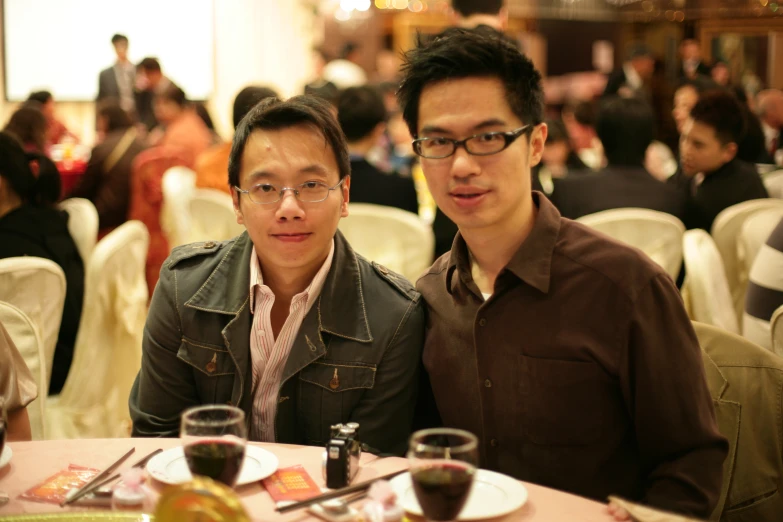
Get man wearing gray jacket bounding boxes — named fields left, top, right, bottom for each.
left=129, top=95, right=424, bottom=456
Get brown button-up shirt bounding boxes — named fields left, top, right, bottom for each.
left=416, top=192, right=728, bottom=518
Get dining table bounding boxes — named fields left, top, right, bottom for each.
left=0, top=438, right=616, bottom=521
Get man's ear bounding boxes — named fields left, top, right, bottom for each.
left=341, top=176, right=351, bottom=218
left=231, top=186, right=245, bottom=225
left=721, top=141, right=738, bottom=164
left=529, top=123, right=548, bottom=167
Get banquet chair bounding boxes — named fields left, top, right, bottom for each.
left=338, top=203, right=434, bottom=283
left=161, top=166, right=197, bottom=248
left=46, top=221, right=149, bottom=439
left=772, top=305, right=783, bottom=358
left=682, top=229, right=739, bottom=334
left=189, top=189, right=245, bottom=243
left=58, top=198, right=99, bottom=265
left=0, top=257, right=66, bottom=400
left=711, top=199, right=783, bottom=325
left=128, top=146, right=190, bottom=295
left=739, top=208, right=783, bottom=272
left=0, top=301, right=46, bottom=440
left=576, top=208, right=685, bottom=281
left=763, top=170, right=783, bottom=199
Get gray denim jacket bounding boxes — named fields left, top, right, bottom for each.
left=129, top=230, right=424, bottom=456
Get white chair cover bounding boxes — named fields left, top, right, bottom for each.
left=338, top=203, right=434, bottom=283
left=576, top=208, right=685, bottom=281
left=682, top=229, right=740, bottom=334
left=46, top=221, right=149, bottom=439
left=58, top=198, right=99, bottom=264
left=161, top=166, right=197, bottom=248
left=711, top=199, right=783, bottom=324
left=763, top=170, right=783, bottom=199
left=189, top=188, right=245, bottom=243
left=772, top=305, right=783, bottom=357
left=0, top=301, right=45, bottom=439
left=0, top=257, right=66, bottom=401
left=739, top=207, right=783, bottom=278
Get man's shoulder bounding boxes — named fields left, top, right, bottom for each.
left=354, top=253, right=421, bottom=305
left=165, top=238, right=237, bottom=273
left=700, top=323, right=783, bottom=376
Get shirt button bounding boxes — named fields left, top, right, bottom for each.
left=484, top=379, right=492, bottom=388
left=490, top=438, right=499, bottom=447
left=478, top=318, right=487, bottom=327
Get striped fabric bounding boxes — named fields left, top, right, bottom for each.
left=248, top=240, right=334, bottom=441
left=743, top=218, right=783, bottom=351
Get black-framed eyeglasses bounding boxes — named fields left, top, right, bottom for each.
left=234, top=178, right=346, bottom=205
left=412, top=125, right=532, bottom=159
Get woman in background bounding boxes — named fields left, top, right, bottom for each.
left=0, top=321, right=36, bottom=441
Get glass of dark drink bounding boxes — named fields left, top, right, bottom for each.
left=408, top=428, right=479, bottom=521
left=180, top=405, right=247, bottom=487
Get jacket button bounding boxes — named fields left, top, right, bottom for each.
left=378, top=264, right=389, bottom=275
left=484, top=379, right=492, bottom=388
left=203, top=241, right=216, bottom=249
left=478, top=318, right=487, bottom=327
left=490, top=438, right=498, bottom=447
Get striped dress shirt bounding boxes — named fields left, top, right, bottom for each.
left=744, top=218, right=783, bottom=353
left=248, top=240, right=334, bottom=441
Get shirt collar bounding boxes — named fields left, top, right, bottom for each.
left=249, top=239, right=335, bottom=316
left=446, top=191, right=561, bottom=296
left=623, top=62, right=643, bottom=89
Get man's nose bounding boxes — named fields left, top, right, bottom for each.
left=275, top=189, right=305, bottom=220
left=450, top=146, right=481, bottom=179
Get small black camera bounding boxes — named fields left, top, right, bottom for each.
left=323, top=422, right=361, bottom=489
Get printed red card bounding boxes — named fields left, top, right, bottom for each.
left=19, top=464, right=100, bottom=504
left=262, top=465, right=322, bottom=502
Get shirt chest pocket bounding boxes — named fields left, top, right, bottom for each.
left=299, top=361, right=376, bottom=392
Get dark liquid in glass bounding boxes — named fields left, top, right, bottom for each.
left=412, top=463, right=475, bottom=521
left=0, top=420, right=5, bottom=458
left=184, top=440, right=245, bottom=486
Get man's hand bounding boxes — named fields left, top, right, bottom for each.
left=607, top=501, right=632, bottom=521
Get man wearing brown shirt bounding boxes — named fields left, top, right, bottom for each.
left=398, top=28, right=727, bottom=518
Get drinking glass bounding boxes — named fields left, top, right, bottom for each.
left=407, top=428, right=479, bottom=521
left=180, top=405, right=247, bottom=487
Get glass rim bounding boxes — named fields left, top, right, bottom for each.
left=409, top=428, right=479, bottom=454
left=181, top=404, right=245, bottom=427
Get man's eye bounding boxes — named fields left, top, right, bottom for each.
left=478, top=133, right=502, bottom=142
left=431, top=138, right=450, bottom=146
left=256, top=184, right=276, bottom=193
left=302, top=181, right=321, bottom=189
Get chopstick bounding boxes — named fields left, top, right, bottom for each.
left=276, top=469, right=407, bottom=513
left=60, top=448, right=135, bottom=507
left=77, top=448, right=163, bottom=498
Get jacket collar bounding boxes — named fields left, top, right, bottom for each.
left=183, top=229, right=372, bottom=342
left=701, top=349, right=729, bottom=399
left=446, top=191, right=560, bottom=296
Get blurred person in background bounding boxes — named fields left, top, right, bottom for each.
left=670, top=90, right=768, bottom=231
left=0, top=321, right=36, bottom=441
left=4, top=103, right=49, bottom=155
left=194, top=103, right=223, bottom=145
left=679, top=39, right=711, bottom=80
left=603, top=44, right=655, bottom=99
left=69, top=102, right=147, bottom=235
left=551, top=96, right=687, bottom=222
left=733, top=86, right=769, bottom=165
left=450, top=0, right=507, bottom=31
left=149, top=84, right=211, bottom=166
left=27, top=90, right=77, bottom=146
left=97, top=33, right=136, bottom=114
left=304, top=48, right=339, bottom=103
left=135, top=57, right=177, bottom=131
left=0, top=132, right=83, bottom=395
left=323, top=42, right=367, bottom=89
left=531, top=118, right=587, bottom=194
left=672, top=77, right=717, bottom=136
left=710, top=61, right=731, bottom=87
left=195, top=86, right=279, bottom=193
left=756, top=89, right=783, bottom=165
left=337, top=86, right=418, bottom=214
left=562, top=100, right=604, bottom=170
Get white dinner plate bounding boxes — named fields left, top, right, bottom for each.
left=146, top=444, right=278, bottom=487
left=390, top=468, right=528, bottom=520
left=0, top=444, right=12, bottom=468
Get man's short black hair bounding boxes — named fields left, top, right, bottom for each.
left=451, top=0, right=503, bottom=17
left=233, top=86, right=279, bottom=129
left=596, top=96, right=654, bottom=167
left=689, top=90, right=746, bottom=146
left=112, top=34, right=128, bottom=46
left=398, top=27, right=543, bottom=137
left=137, top=57, right=161, bottom=73
left=563, top=100, right=596, bottom=128
left=337, top=86, right=387, bottom=142
left=27, top=90, right=53, bottom=105
left=228, top=96, right=350, bottom=188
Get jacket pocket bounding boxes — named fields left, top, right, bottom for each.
left=299, top=361, right=376, bottom=392
left=518, top=354, right=617, bottom=446
left=177, top=337, right=234, bottom=377
left=723, top=488, right=781, bottom=522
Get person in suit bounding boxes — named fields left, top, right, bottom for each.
left=669, top=90, right=768, bottom=231
left=550, top=96, right=688, bottom=222
left=603, top=44, right=655, bottom=99
left=679, top=39, right=711, bottom=80
left=693, top=321, right=783, bottom=522
left=97, top=34, right=136, bottom=115
left=0, top=132, right=84, bottom=395
left=336, top=86, right=419, bottom=215
left=69, top=102, right=147, bottom=234
left=757, top=89, right=783, bottom=165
